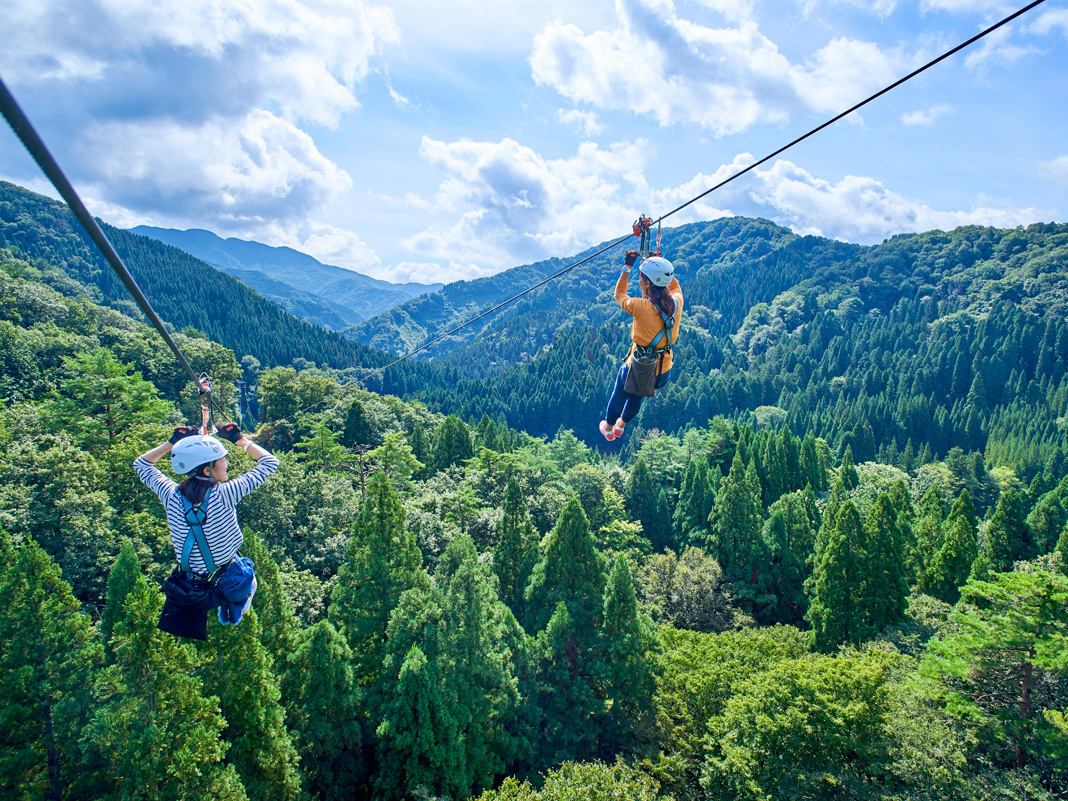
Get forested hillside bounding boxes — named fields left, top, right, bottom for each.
left=2, top=211, right=1067, bottom=801
left=133, top=225, right=442, bottom=329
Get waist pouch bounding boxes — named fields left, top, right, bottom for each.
left=624, top=355, right=659, bottom=397
left=158, top=568, right=223, bottom=641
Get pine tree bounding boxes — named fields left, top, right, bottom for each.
left=807, top=501, right=868, bottom=651
left=0, top=537, right=103, bottom=801
left=199, top=613, right=303, bottom=801
left=87, top=576, right=248, bottom=800
left=281, top=621, right=367, bottom=801
left=493, top=475, right=540, bottom=626
left=525, top=496, right=607, bottom=635
left=597, top=555, right=660, bottom=755
left=100, top=538, right=142, bottom=660
left=330, top=471, right=423, bottom=685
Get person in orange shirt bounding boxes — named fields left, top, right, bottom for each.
left=600, top=250, right=683, bottom=441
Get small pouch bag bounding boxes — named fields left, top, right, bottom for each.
left=624, top=354, right=659, bottom=397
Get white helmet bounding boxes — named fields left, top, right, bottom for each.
left=171, top=434, right=227, bottom=475
left=639, top=256, right=674, bottom=287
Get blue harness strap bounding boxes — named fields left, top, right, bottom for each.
left=180, top=488, right=217, bottom=577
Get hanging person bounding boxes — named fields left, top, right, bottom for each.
left=599, top=250, right=683, bottom=441
left=133, top=422, right=279, bottom=640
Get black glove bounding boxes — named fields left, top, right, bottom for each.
left=215, top=423, right=243, bottom=443
left=625, top=250, right=639, bottom=267
left=169, top=426, right=198, bottom=445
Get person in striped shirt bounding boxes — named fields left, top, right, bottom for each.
left=133, top=422, right=278, bottom=629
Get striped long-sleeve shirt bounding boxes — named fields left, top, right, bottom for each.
left=133, top=452, right=280, bottom=575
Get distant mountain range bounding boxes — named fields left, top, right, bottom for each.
left=132, top=226, right=442, bottom=329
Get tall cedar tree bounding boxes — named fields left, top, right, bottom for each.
left=838, top=445, right=859, bottom=491
left=914, top=484, right=947, bottom=581
left=760, top=507, right=807, bottom=625
left=924, top=489, right=979, bottom=603
left=0, top=536, right=103, bottom=801
left=625, top=458, right=661, bottom=548
left=87, top=576, right=249, bottom=800
left=494, top=475, right=540, bottom=626
left=924, top=570, right=1068, bottom=775
left=673, top=459, right=716, bottom=551
left=341, top=398, right=373, bottom=449
left=525, top=496, right=608, bottom=635
left=861, top=493, right=909, bottom=630
left=430, top=414, right=474, bottom=474
left=597, top=555, right=661, bottom=756
left=800, top=431, right=823, bottom=491
left=239, top=531, right=299, bottom=661
left=982, top=486, right=1032, bottom=573
left=281, top=621, right=367, bottom=801
left=330, top=470, right=422, bottom=685
left=1027, top=491, right=1067, bottom=555
left=100, top=538, right=142, bottom=661
left=808, top=500, right=868, bottom=651
left=708, top=452, right=765, bottom=585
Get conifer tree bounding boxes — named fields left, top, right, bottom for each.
left=1027, top=492, right=1067, bottom=554
left=408, top=423, right=431, bottom=479
left=0, top=537, right=103, bottom=801
left=761, top=507, right=807, bottom=624
left=330, top=471, right=423, bottom=684
left=597, top=556, right=660, bottom=755
left=651, top=487, right=673, bottom=553
left=525, top=496, right=607, bottom=635
left=914, top=484, right=947, bottom=579
left=807, top=501, right=868, bottom=651
left=199, top=613, right=303, bottom=801
left=341, top=398, right=373, bottom=449
left=925, top=510, right=979, bottom=604
left=981, top=486, right=1032, bottom=572
left=100, top=538, right=142, bottom=660
left=862, top=493, right=908, bottom=629
left=625, top=458, right=660, bottom=544
left=673, top=459, right=715, bottom=550
left=1056, top=522, right=1068, bottom=574
left=838, top=445, right=859, bottom=491
left=281, top=621, right=367, bottom=801
left=88, top=576, right=248, bottom=800
left=708, top=452, right=764, bottom=581
left=800, top=431, right=823, bottom=490
left=430, top=414, right=474, bottom=474
left=493, top=475, right=540, bottom=625
left=240, top=531, right=299, bottom=660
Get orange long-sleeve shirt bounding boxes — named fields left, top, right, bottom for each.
left=615, top=271, right=683, bottom=373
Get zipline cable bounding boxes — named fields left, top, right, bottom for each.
left=0, top=76, right=230, bottom=422
left=359, top=0, right=1049, bottom=384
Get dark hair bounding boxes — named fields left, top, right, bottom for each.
left=178, top=462, right=214, bottom=505
left=646, top=281, right=677, bottom=319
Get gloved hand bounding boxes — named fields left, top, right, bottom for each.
left=169, top=426, right=198, bottom=445
left=625, top=250, right=639, bottom=267
left=215, top=422, right=243, bottom=443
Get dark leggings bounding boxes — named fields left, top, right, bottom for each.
left=604, top=363, right=672, bottom=426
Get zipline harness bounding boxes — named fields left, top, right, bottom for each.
left=0, top=0, right=1049, bottom=423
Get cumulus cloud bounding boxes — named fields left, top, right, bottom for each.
left=1029, top=7, right=1068, bottom=38
left=403, top=136, right=650, bottom=272
left=902, top=103, right=954, bottom=125
left=0, top=0, right=397, bottom=241
left=1040, top=155, right=1068, bottom=184
left=530, top=0, right=909, bottom=135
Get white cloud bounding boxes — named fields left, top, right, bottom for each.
left=902, top=103, right=954, bottom=125
left=919, top=0, right=1013, bottom=14
left=963, top=25, right=1041, bottom=70
left=1040, top=155, right=1068, bottom=183
left=404, top=136, right=650, bottom=270
left=284, top=221, right=382, bottom=274
left=530, top=0, right=910, bottom=134
left=0, top=0, right=397, bottom=244
left=557, top=109, right=606, bottom=136
left=1029, top=7, right=1068, bottom=38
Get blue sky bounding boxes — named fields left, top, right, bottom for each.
left=1, top=0, right=1065, bottom=284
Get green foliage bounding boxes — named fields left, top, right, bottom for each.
left=494, top=475, right=540, bottom=624
left=923, top=570, right=1068, bottom=783
left=0, top=537, right=103, bottom=800
left=474, top=760, right=663, bottom=801
left=100, top=539, right=142, bottom=660
left=637, top=547, right=739, bottom=632
left=982, top=486, right=1033, bottom=572
left=341, top=398, right=373, bottom=449
left=430, top=414, right=474, bottom=473
left=808, top=500, right=869, bottom=650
